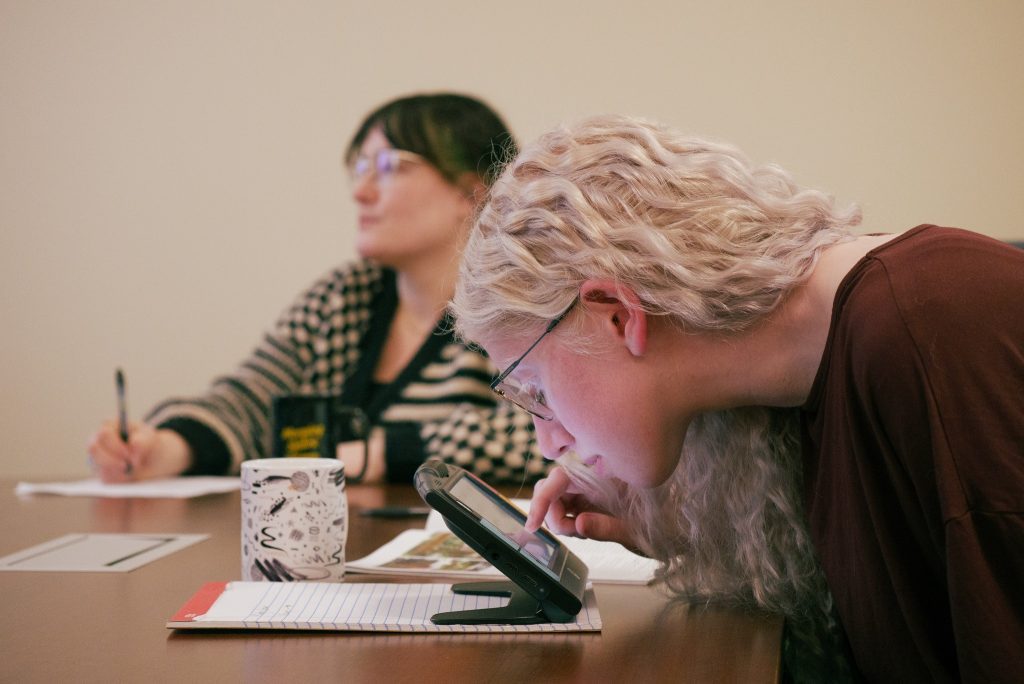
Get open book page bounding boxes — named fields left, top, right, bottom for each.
left=349, top=499, right=658, bottom=584
left=168, top=581, right=601, bottom=633
left=347, top=529, right=503, bottom=579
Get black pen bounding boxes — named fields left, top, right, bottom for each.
left=360, top=506, right=431, bottom=519
left=115, top=368, right=132, bottom=475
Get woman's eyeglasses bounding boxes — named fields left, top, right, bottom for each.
left=348, top=148, right=425, bottom=183
left=490, top=298, right=578, bottom=421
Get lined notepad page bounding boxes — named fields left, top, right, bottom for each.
left=179, top=582, right=601, bottom=633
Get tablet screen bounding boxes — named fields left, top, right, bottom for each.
left=449, top=476, right=559, bottom=570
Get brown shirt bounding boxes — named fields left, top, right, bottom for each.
left=801, top=225, right=1024, bottom=683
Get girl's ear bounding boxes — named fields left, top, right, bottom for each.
left=579, top=279, right=648, bottom=357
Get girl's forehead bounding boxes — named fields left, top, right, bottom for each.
left=479, top=337, right=522, bottom=369
left=480, top=333, right=543, bottom=370
left=358, top=127, right=391, bottom=154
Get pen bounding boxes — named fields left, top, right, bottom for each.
left=360, top=506, right=431, bottom=519
left=115, top=368, right=132, bottom=475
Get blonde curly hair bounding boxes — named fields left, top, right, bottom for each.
left=452, top=115, right=862, bottom=679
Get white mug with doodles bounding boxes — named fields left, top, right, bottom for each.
left=240, top=458, right=347, bottom=582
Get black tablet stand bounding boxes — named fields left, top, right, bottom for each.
left=429, top=581, right=560, bottom=625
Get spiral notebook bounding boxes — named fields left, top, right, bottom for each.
left=168, top=581, right=602, bottom=633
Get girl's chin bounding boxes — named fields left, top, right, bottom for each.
left=355, top=244, right=395, bottom=266
left=354, top=241, right=380, bottom=260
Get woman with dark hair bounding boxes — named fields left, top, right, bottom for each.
left=89, top=93, right=542, bottom=485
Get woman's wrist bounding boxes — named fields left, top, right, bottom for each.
left=338, top=427, right=385, bottom=483
left=155, top=428, right=194, bottom=477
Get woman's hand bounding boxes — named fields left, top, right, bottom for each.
left=87, top=421, right=192, bottom=482
left=525, top=466, right=637, bottom=550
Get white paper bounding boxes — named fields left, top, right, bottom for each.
left=0, top=533, right=208, bottom=572
left=430, top=498, right=658, bottom=583
left=351, top=501, right=659, bottom=585
left=170, top=581, right=601, bottom=633
left=15, top=477, right=240, bottom=499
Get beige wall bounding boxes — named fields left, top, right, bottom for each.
left=2, top=1, right=1022, bottom=478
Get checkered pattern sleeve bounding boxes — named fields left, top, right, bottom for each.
left=146, top=262, right=383, bottom=474
left=419, top=399, right=549, bottom=484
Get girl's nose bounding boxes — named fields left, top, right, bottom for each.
left=351, top=174, right=377, bottom=204
left=533, top=416, right=574, bottom=461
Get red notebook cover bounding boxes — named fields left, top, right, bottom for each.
left=170, top=582, right=228, bottom=622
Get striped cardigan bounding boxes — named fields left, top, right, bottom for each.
left=147, top=260, right=546, bottom=485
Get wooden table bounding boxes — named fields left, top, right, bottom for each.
left=0, top=479, right=781, bottom=683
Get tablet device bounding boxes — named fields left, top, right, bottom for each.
left=414, top=459, right=589, bottom=624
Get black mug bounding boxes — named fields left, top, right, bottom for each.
left=270, top=395, right=369, bottom=482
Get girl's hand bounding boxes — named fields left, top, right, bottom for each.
left=526, top=466, right=638, bottom=551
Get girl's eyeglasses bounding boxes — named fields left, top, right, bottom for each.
left=348, top=148, right=425, bottom=183
left=489, top=298, right=578, bottom=421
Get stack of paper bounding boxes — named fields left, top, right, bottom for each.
left=15, top=477, right=240, bottom=499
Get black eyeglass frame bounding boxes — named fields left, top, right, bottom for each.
left=489, top=297, right=578, bottom=420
